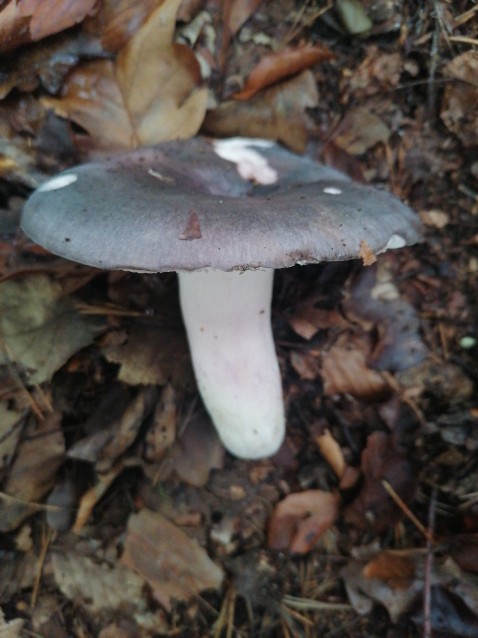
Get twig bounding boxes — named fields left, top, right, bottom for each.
left=382, top=480, right=435, bottom=544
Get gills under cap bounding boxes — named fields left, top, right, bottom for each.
left=21, top=137, right=421, bottom=272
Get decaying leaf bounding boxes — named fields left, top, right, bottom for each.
left=0, top=412, right=65, bottom=532
left=103, top=325, right=194, bottom=388
left=0, top=274, right=101, bottom=384
left=268, top=490, right=340, bottom=554
left=51, top=552, right=148, bottom=614
left=343, top=431, right=416, bottom=532
left=121, top=508, right=224, bottom=610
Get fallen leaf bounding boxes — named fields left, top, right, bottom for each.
left=343, top=431, right=416, bottom=532
left=42, top=60, right=136, bottom=151
left=333, top=106, right=390, bottom=155
left=268, top=490, right=340, bottom=554
left=0, top=412, right=65, bottom=532
left=204, top=70, right=319, bottom=153
left=170, top=411, right=224, bottom=486
left=84, top=0, right=164, bottom=52
left=0, top=274, right=102, bottom=384
left=103, top=325, right=194, bottom=388
left=232, top=44, right=334, bottom=100
left=321, top=331, right=388, bottom=398
left=121, top=508, right=224, bottom=610
left=0, top=0, right=99, bottom=53
left=116, top=0, right=208, bottom=145
left=51, top=552, right=148, bottom=614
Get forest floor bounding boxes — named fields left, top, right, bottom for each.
left=0, top=1, right=477, bottom=636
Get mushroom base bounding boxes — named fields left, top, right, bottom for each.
left=178, top=268, right=285, bottom=459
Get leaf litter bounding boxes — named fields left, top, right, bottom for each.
left=0, top=0, right=477, bottom=636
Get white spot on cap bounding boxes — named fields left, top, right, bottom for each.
left=213, top=138, right=278, bottom=185
left=38, top=174, right=78, bottom=192
left=384, top=234, right=407, bottom=250
left=323, top=186, right=342, bottom=195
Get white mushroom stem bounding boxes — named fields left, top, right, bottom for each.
left=178, top=268, right=285, bottom=459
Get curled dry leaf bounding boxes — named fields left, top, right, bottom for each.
left=268, top=490, right=340, bottom=554
left=232, top=43, right=334, bottom=100
left=0, top=0, right=99, bottom=53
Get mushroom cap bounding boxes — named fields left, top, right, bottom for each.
left=21, top=137, right=422, bottom=272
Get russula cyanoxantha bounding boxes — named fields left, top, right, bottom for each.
left=21, top=137, right=422, bottom=459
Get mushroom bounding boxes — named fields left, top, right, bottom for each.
left=21, top=137, right=422, bottom=459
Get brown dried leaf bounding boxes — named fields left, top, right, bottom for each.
left=0, top=0, right=99, bottom=53
left=204, top=70, right=319, bottom=153
left=84, top=0, right=164, bottom=52
left=171, top=412, right=224, bottom=486
left=288, top=306, right=346, bottom=341
left=227, top=0, right=264, bottom=35
left=322, top=331, right=388, bottom=398
left=268, top=490, right=340, bottom=554
left=343, top=431, right=416, bottom=532
left=333, top=106, right=390, bottom=155
left=116, top=0, right=207, bottom=145
left=121, top=508, right=224, bottom=610
left=104, top=325, right=194, bottom=389
left=42, top=60, right=136, bottom=151
left=0, top=412, right=65, bottom=532
left=233, top=44, right=334, bottom=100
left=51, top=552, right=147, bottom=613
